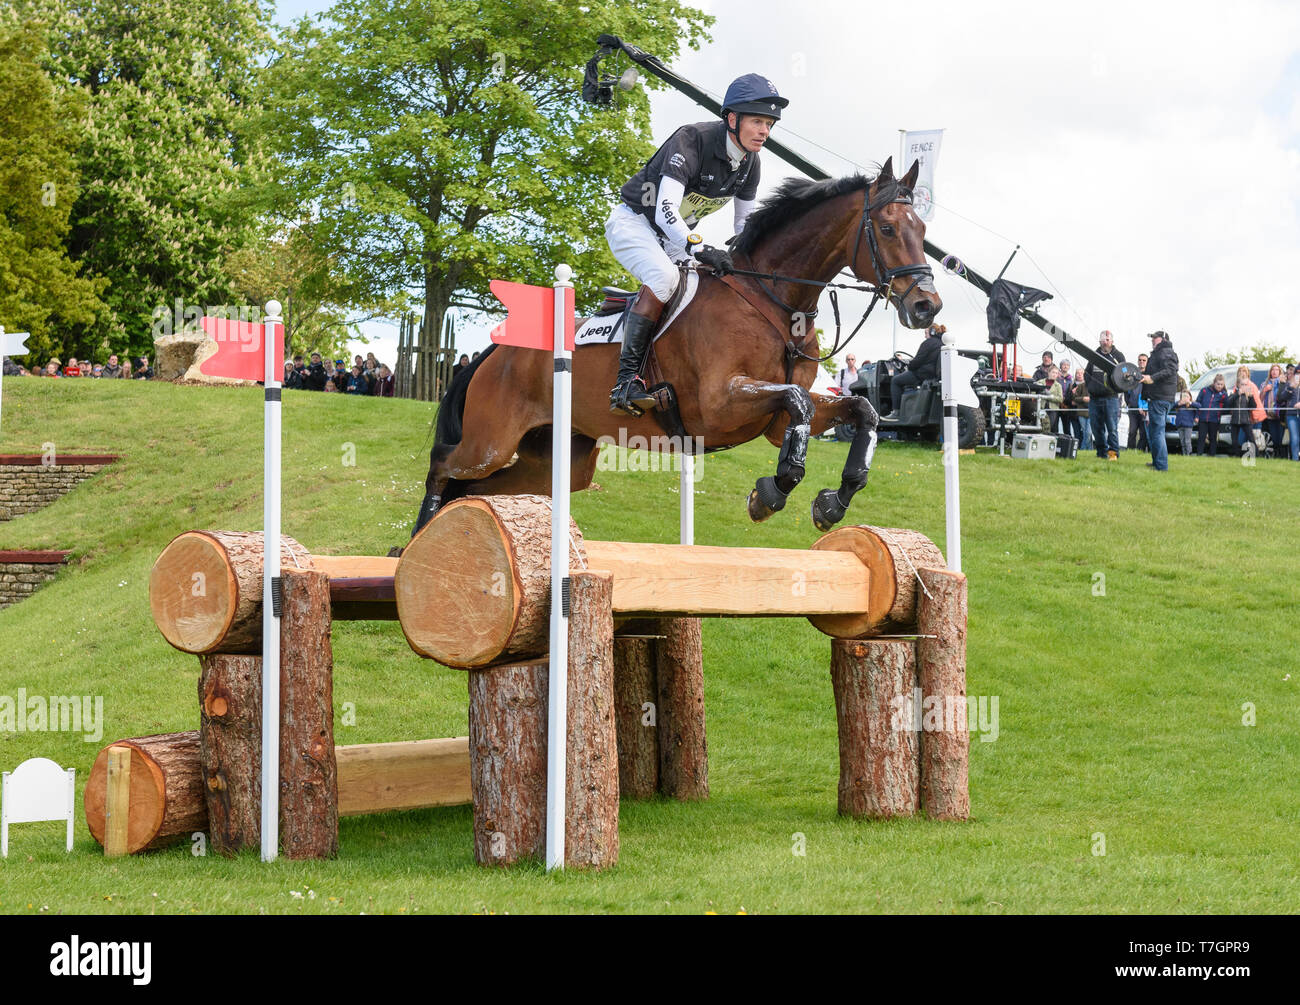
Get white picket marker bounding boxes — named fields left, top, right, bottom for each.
left=261, top=300, right=284, bottom=862
left=0, top=325, right=32, bottom=438
left=939, top=332, right=962, bottom=572
left=545, top=264, right=574, bottom=871
left=679, top=451, right=694, bottom=545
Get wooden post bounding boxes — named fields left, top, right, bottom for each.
left=278, top=568, right=338, bottom=859
left=830, top=638, right=919, bottom=818
left=468, top=661, right=549, bottom=866
left=565, top=571, right=619, bottom=868
left=656, top=617, right=707, bottom=800
left=104, top=746, right=132, bottom=857
left=917, top=567, right=970, bottom=821
left=199, top=653, right=263, bottom=855
left=613, top=636, right=659, bottom=798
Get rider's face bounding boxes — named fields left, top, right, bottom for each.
left=733, top=114, right=775, bottom=153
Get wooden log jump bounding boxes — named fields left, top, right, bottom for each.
left=84, top=733, right=472, bottom=854
left=394, top=495, right=944, bottom=669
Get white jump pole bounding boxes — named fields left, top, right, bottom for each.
left=260, top=300, right=284, bottom=862
left=939, top=331, right=962, bottom=573
left=545, top=263, right=574, bottom=871
left=679, top=452, right=694, bottom=545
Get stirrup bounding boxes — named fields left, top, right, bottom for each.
left=610, top=376, right=656, bottom=417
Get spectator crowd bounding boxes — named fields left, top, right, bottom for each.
left=284, top=352, right=394, bottom=396
left=4, top=353, right=153, bottom=379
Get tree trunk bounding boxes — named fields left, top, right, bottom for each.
left=84, top=731, right=206, bottom=854
left=809, top=525, right=945, bottom=638
left=830, top=639, right=919, bottom=818
left=278, top=569, right=338, bottom=859
left=917, top=567, right=970, bottom=821
left=198, top=653, right=263, bottom=855
left=468, top=660, right=549, bottom=866
left=564, top=571, right=619, bottom=868
left=613, top=635, right=659, bottom=798
left=656, top=617, right=707, bottom=800
left=150, top=530, right=311, bottom=654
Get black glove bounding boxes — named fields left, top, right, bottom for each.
left=693, top=245, right=734, bottom=275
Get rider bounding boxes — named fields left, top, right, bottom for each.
left=605, top=73, right=789, bottom=415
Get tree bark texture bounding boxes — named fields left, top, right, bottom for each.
left=917, top=567, right=970, bottom=821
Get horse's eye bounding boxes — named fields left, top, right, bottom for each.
left=880, top=224, right=895, bottom=237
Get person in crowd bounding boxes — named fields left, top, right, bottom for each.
left=471, top=351, right=480, bottom=362
left=452, top=353, right=470, bottom=379
left=1126, top=353, right=1149, bottom=451
left=838, top=354, right=860, bottom=394
left=1032, top=351, right=1054, bottom=381
left=121, top=359, right=133, bottom=379
left=1062, top=366, right=1089, bottom=447
left=1140, top=330, right=1178, bottom=471
left=1084, top=330, right=1125, bottom=459
left=102, top=353, right=122, bottom=379
left=332, top=359, right=348, bottom=388
left=354, top=354, right=365, bottom=371
left=91, top=363, right=104, bottom=378
left=1225, top=365, right=1263, bottom=456
left=45, top=358, right=62, bottom=377
left=2, top=355, right=22, bottom=377
left=1258, top=363, right=1285, bottom=456
left=64, top=357, right=82, bottom=377
left=1040, top=364, right=1063, bottom=433
left=884, top=324, right=943, bottom=419
left=1058, top=359, right=1073, bottom=388
left=283, top=360, right=301, bottom=389
left=375, top=364, right=395, bottom=397
left=1195, top=373, right=1229, bottom=456
left=365, top=351, right=379, bottom=372
left=324, top=377, right=338, bottom=392
left=134, top=356, right=153, bottom=379
left=1276, top=368, right=1300, bottom=461
left=345, top=364, right=368, bottom=395
left=306, top=352, right=327, bottom=390
left=1173, top=390, right=1197, bottom=455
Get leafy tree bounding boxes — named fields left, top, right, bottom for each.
left=224, top=222, right=401, bottom=363
left=1185, top=341, right=1295, bottom=384
left=260, top=0, right=713, bottom=366
left=15, top=0, right=272, bottom=359
left=0, top=22, right=107, bottom=366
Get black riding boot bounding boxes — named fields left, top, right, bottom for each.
left=609, top=286, right=665, bottom=416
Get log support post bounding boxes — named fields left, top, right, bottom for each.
left=917, top=567, right=970, bottom=821
left=468, top=571, right=619, bottom=869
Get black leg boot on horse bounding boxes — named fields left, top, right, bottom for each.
left=609, top=286, right=666, bottom=416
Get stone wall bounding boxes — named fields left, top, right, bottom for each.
left=0, top=551, right=70, bottom=608
left=0, top=455, right=118, bottom=520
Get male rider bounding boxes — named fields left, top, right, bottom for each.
left=606, top=73, right=788, bottom=415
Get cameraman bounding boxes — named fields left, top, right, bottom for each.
left=883, top=324, right=944, bottom=420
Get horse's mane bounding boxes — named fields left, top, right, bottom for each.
left=730, top=172, right=874, bottom=256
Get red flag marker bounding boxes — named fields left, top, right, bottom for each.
left=490, top=280, right=575, bottom=351
left=198, top=315, right=284, bottom=381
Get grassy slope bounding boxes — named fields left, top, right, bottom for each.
left=0, top=378, right=1295, bottom=915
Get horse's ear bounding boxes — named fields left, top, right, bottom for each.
left=878, top=156, right=894, bottom=182
left=902, top=158, right=920, bottom=190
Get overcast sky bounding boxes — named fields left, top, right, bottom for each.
left=276, top=0, right=1300, bottom=374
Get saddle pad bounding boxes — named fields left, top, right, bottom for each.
left=574, top=270, right=699, bottom=347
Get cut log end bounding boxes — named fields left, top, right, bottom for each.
left=808, top=525, right=944, bottom=639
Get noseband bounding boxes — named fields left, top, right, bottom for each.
left=852, top=182, right=934, bottom=309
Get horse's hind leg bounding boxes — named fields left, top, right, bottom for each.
left=723, top=378, right=815, bottom=522
left=808, top=391, right=879, bottom=531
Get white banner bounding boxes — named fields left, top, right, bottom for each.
left=901, top=129, right=944, bottom=221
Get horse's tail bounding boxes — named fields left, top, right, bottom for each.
left=412, top=343, right=499, bottom=537
left=435, top=343, right=498, bottom=447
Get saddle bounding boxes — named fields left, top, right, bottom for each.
left=598, top=270, right=693, bottom=440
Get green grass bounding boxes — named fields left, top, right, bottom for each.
left=0, top=378, right=1296, bottom=914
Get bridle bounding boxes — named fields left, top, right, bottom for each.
left=851, top=180, right=935, bottom=311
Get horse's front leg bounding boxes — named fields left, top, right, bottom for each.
left=723, top=377, right=816, bottom=522
left=808, top=391, right=879, bottom=531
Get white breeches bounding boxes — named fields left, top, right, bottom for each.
left=605, top=204, right=686, bottom=303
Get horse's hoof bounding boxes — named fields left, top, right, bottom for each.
left=811, top=489, right=847, bottom=532
left=747, top=476, right=787, bottom=522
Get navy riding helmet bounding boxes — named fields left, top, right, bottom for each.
left=721, top=73, right=788, bottom=138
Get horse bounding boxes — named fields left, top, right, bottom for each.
left=413, top=156, right=942, bottom=536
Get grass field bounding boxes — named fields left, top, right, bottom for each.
left=0, top=378, right=1296, bottom=914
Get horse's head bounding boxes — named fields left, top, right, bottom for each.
left=849, top=157, right=943, bottom=329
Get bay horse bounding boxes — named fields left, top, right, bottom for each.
left=413, top=157, right=941, bottom=535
